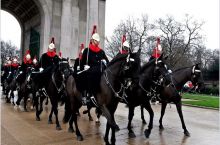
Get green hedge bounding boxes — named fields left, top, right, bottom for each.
left=202, top=87, right=219, bottom=96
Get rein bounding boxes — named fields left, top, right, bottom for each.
left=51, top=70, right=65, bottom=93
left=104, top=68, right=128, bottom=104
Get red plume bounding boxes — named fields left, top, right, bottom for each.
left=122, top=35, right=126, bottom=44
left=25, top=49, right=30, bottom=55
left=92, top=25, right=97, bottom=35
left=51, top=37, right=55, bottom=44
left=156, top=37, right=160, bottom=45
left=79, top=43, right=85, bottom=59
left=80, top=43, right=84, bottom=51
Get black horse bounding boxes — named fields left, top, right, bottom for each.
left=63, top=50, right=141, bottom=143
left=125, top=55, right=172, bottom=139
left=141, top=63, right=205, bottom=136
left=16, top=67, right=35, bottom=111
left=5, top=69, right=19, bottom=104
left=33, top=60, right=69, bottom=130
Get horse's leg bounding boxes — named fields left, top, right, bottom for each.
left=159, top=102, right=167, bottom=130
left=48, top=107, right=53, bottom=124
left=87, top=105, right=93, bottom=121
left=45, top=96, right=49, bottom=105
left=16, top=90, right=22, bottom=106
left=68, top=115, right=75, bottom=133
left=95, top=108, right=101, bottom=124
left=175, top=101, right=190, bottom=136
left=10, top=90, right=15, bottom=105
left=53, top=103, right=62, bottom=130
left=35, top=91, right=41, bottom=121
left=73, top=112, right=83, bottom=141
left=141, top=105, right=147, bottom=124
left=104, top=123, right=111, bottom=145
left=143, top=101, right=154, bottom=138
left=127, top=106, right=136, bottom=138
left=23, top=92, right=28, bottom=112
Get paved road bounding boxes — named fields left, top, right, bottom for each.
left=1, top=96, right=220, bottom=145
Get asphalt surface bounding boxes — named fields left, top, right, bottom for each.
left=1, top=94, right=220, bottom=145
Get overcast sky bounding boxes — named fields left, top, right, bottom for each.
left=1, top=0, right=219, bottom=50
left=106, top=0, right=219, bottom=50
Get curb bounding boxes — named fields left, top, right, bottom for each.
left=182, top=103, right=219, bottom=110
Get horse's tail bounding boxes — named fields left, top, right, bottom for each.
left=100, top=105, right=118, bottom=129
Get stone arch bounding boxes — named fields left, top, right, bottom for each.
left=2, top=0, right=51, bottom=59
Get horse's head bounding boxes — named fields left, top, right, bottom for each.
left=140, top=53, right=171, bottom=88
left=120, top=49, right=141, bottom=78
left=55, top=59, right=70, bottom=81
left=191, top=64, right=205, bottom=92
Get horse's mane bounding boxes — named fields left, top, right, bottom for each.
left=107, top=53, right=128, bottom=67
left=140, top=58, right=156, bottom=73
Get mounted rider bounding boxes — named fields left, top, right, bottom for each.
left=149, top=37, right=163, bottom=61
left=120, top=35, right=130, bottom=54
left=1, top=57, right=12, bottom=93
left=78, top=25, right=109, bottom=102
left=32, top=56, right=39, bottom=71
left=16, top=50, right=33, bottom=86
left=33, top=37, right=60, bottom=90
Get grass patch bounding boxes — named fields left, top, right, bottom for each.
left=182, top=93, right=219, bottom=109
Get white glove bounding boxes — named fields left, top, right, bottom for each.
left=168, top=69, right=172, bottom=73
left=9, top=71, right=11, bottom=74
left=19, top=71, right=23, bottom=74
left=101, top=59, right=107, bottom=65
left=77, top=66, right=80, bottom=71
left=39, top=68, right=44, bottom=72
left=84, top=65, right=90, bottom=70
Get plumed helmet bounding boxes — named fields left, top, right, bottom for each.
left=157, top=44, right=162, bottom=51
left=13, top=58, right=18, bottom=62
left=91, top=33, right=100, bottom=42
left=26, top=54, right=31, bottom=59
left=123, top=41, right=130, bottom=48
left=33, top=58, right=37, bottom=64
left=33, top=56, right=37, bottom=64
left=48, top=43, right=55, bottom=50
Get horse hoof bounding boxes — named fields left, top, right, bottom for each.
left=16, top=101, right=20, bottom=106
left=95, top=120, right=100, bottom=124
left=142, top=120, right=147, bottom=124
left=115, top=125, right=120, bottom=131
left=89, top=117, right=93, bottom=121
left=184, top=131, right=190, bottom=137
left=68, top=127, right=75, bottom=133
left=159, top=125, right=164, bottom=130
left=56, top=126, right=62, bottom=130
left=24, top=109, right=28, bottom=112
left=128, top=132, right=136, bottom=138
left=48, top=120, right=53, bottom=124
left=83, top=110, right=88, bottom=114
left=144, top=130, right=151, bottom=138
left=77, top=136, right=83, bottom=141
left=36, top=117, right=41, bottom=121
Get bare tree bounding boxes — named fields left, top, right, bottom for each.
left=1, top=40, right=19, bottom=64
left=156, top=15, right=205, bottom=69
left=105, top=15, right=155, bottom=62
